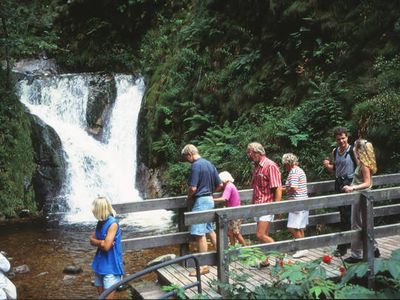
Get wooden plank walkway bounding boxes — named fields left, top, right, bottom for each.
left=156, top=235, right=400, bottom=299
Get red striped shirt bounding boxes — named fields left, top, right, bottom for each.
left=251, top=156, right=282, bottom=204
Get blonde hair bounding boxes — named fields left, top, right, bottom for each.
left=219, top=171, right=234, bottom=183
left=91, top=197, right=116, bottom=221
left=181, top=144, right=199, bottom=156
left=282, top=153, right=299, bottom=165
left=354, top=139, right=377, bottom=174
left=247, top=142, right=265, bottom=155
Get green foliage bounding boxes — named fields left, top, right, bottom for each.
left=373, top=55, right=400, bottom=92
left=352, top=90, right=400, bottom=172
left=161, top=283, right=186, bottom=300
left=204, top=247, right=400, bottom=299
left=0, top=71, right=36, bottom=217
left=163, top=162, right=191, bottom=196
left=0, top=0, right=59, bottom=59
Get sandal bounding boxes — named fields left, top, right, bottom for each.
left=189, top=265, right=209, bottom=277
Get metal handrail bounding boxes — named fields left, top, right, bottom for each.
left=98, top=254, right=202, bottom=299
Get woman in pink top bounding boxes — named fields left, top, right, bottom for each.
left=214, top=171, right=246, bottom=246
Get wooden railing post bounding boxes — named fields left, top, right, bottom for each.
left=178, top=207, right=190, bottom=266
left=361, top=191, right=375, bottom=289
left=216, top=212, right=229, bottom=297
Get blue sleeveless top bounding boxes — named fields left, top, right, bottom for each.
left=91, top=216, right=124, bottom=275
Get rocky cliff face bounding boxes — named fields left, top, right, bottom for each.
left=136, top=163, right=167, bottom=199
left=86, top=73, right=117, bottom=139
left=29, top=115, right=66, bottom=213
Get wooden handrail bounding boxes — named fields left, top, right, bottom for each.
left=114, top=173, right=400, bottom=214
left=184, top=186, right=400, bottom=225
left=117, top=172, right=400, bottom=291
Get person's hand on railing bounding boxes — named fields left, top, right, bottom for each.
left=342, top=185, right=353, bottom=193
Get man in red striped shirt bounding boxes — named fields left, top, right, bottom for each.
left=247, top=142, right=282, bottom=244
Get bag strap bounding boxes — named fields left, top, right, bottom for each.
left=333, top=145, right=357, bottom=170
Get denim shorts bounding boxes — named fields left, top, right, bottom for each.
left=191, top=195, right=215, bottom=236
left=94, top=273, right=123, bottom=289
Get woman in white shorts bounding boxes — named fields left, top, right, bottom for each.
left=282, top=153, right=309, bottom=258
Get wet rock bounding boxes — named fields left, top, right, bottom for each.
left=14, top=264, right=30, bottom=273
left=29, top=115, right=66, bottom=213
left=146, top=254, right=176, bottom=267
left=17, top=209, right=31, bottom=218
left=86, top=73, right=117, bottom=140
left=7, top=271, right=16, bottom=279
left=12, top=58, right=59, bottom=77
left=63, top=265, right=83, bottom=274
left=63, top=275, right=76, bottom=285
left=136, top=163, right=167, bottom=199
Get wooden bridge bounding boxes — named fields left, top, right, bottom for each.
left=112, top=173, right=400, bottom=298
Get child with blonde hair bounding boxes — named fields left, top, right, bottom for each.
left=90, top=197, right=124, bottom=299
left=214, top=171, right=246, bottom=246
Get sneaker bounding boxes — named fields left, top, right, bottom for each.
left=292, top=250, right=309, bottom=258
left=375, top=248, right=381, bottom=258
left=344, top=256, right=362, bottom=264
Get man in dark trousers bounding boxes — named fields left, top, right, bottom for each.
left=323, top=127, right=355, bottom=256
left=182, top=144, right=223, bottom=276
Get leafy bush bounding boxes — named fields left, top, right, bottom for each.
left=199, top=247, right=400, bottom=299
left=0, top=72, right=36, bottom=217
left=352, top=91, right=400, bottom=173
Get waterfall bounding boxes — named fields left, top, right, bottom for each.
left=17, top=74, right=173, bottom=228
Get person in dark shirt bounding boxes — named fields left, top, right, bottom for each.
left=323, top=127, right=355, bottom=256
left=182, top=144, right=223, bottom=276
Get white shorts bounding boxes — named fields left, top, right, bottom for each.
left=287, top=210, right=309, bottom=229
left=254, top=214, right=274, bottom=222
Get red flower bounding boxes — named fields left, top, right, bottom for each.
left=322, top=255, right=332, bottom=264
left=279, top=259, right=284, bottom=267
left=339, top=266, right=346, bottom=277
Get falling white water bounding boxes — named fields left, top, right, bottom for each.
left=17, top=74, right=173, bottom=229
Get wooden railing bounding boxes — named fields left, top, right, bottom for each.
left=114, top=173, right=400, bottom=291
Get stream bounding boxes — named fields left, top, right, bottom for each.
left=1, top=220, right=179, bottom=299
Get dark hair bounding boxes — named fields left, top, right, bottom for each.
left=333, top=127, right=348, bottom=137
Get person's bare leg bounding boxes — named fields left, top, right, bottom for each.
left=228, top=230, right=236, bottom=246
left=97, top=287, right=104, bottom=295
left=207, top=231, right=217, bottom=248
left=197, top=235, right=208, bottom=252
left=288, top=228, right=303, bottom=239
left=256, top=221, right=274, bottom=243
left=234, top=233, right=246, bottom=246
left=97, top=286, right=115, bottom=299
left=189, top=235, right=210, bottom=276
